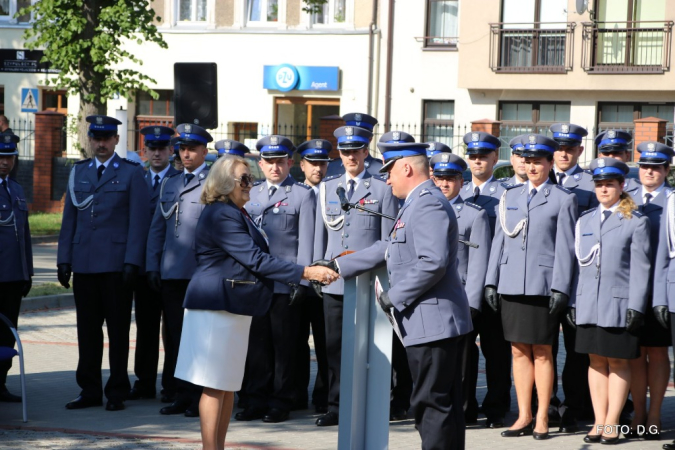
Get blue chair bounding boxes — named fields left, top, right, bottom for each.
left=0, top=313, right=26, bottom=422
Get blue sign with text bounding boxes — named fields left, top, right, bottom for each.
left=263, top=64, right=339, bottom=92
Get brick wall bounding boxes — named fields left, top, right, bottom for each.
left=633, top=117, right=667, bottom=161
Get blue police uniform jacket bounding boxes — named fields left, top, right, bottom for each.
left=571, top=208, right=651, bottom=327
left=245, top=176, right=316, bottom=294
left=337, top=180, right=473, bottom=346
left=634, top=186, right=670, bottom=291
left=146, top=168, right=209, bottom=280
left=313, top=171, right=398, bottom=295
left=325, top=154, right=384, bottom=178
left=0, top=178, right=33, bottom=282
left=145, top=166, right=180, bottom=218
left=653, top=191, right=675, bottom=312
left=57, top=154, right=150, bottom=273
left=486, top=181, right=578, bottom=297
left=452, top=197, right=492, bottom=311
left=459, top=178, right=507, bottom=237
left=182, top=200, right=304, bottom=316
left=557, top=166, right=598, bottom=216
left=624, top=177, right=641, bottom=197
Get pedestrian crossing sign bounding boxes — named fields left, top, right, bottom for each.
left=21, top=88, right=38, bottom=113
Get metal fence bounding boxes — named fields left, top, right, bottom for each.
left=5, top=118, right=35, bottom=158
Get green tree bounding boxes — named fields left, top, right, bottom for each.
left=19, top=0, right=168, bottom=155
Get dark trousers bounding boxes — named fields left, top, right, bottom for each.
left=132, top=275, right=162, bottom=393
left=324, top=292, right=344, bottom=414
left=407, top=336, right=465, bottom=450
left=293, top=290, right=328, bottom=408
left=391, top=333, right=413, bottom=410
left=73, top=273, right=132, bottom=402
left=462, top=308, right=512, bottom=418
left=551, top=316, right=591, bottom=418
left=0, top=281, right=23, bottom=387
left=161, top=279, right=201, bottom=406
left=241, top=293, right=300, bottom=410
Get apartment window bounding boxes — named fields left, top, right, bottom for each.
left=422, top=101, right=455, bottom=147
left=313, top=0, right=346, bottom=25
left=0, top=0, right=16, bottom=20
left=499, top=101, right=570, bottom=157
left=176, top=0, right=207, bottom=21
left=248, top=0, right=278, bottom=23
left=137, top=90, right=174, bottom=117
left=598, top=102, right=674, bottom=130
left=425, top=0, right=458, bottom=48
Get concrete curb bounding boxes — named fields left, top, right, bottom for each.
left=31, top=235, right=59, bottom=244
left=21, top=293, right=74, bottom=312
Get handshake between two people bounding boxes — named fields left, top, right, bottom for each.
left=288, top=260, right=340, bottom=306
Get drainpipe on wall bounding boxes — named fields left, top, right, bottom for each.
left=383, top=0, right=394, bottom=132
left=367, top=0, right=379, bottom=116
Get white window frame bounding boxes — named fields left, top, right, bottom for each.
left=173, top=0, right=214, bottom=26
left=245, top=0, right=285, bottom=27
left=0, top=0, right=18, bottom=23
left=310, top=0, right=352, bottom=28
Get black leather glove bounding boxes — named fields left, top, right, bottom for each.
left=122, top=264, right=139, bottom=290
left=57, top=263, right=72, bottom=289
left=310, top=259, right=339, bottom=273
left=289, top=285, right=308, bottom=307
left=565, top=307, right=576, bottom=329
left=470, top=307, right=480, bottom=320
left=22, top=276, right=32, bottom=297
left=377, top=290, right=394, bottom=314
left=147, top=271, right=162, bottom=293
left=654, top=305, right=670, bottom=330
left=549, top=291, right=568, bottom=316
left=626, top=309, right=645, bottom=333
left=484, top=286, right=499, bottom=312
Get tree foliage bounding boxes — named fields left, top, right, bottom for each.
left=302, top=0, right=328, bottom=14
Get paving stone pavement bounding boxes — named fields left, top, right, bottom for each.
left=1, top=306, right=674, bottom=449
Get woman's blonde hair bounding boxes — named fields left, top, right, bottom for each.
left=617, top=190, right=637, bottom=219
left=200, top=156, right=250, bottom=204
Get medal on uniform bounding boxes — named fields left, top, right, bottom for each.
left=113, top=162, right=119, bottom=168
left=273, top=201, right=281, bottom=214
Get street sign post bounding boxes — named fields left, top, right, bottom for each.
left=20, top=88, right=38, bottom=113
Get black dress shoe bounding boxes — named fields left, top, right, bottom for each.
left=160, top=393, right=175, bottom=403
left=0, top=389, right=21, bottom=403
left=128, top=387, right=156, bottom=400
left=600, top=436, right=620, bottom=445
left=316, top=411, right=339, bottom=427
left=234, top=406, right=266, bottom=421
left=663, top=441, right=675, bottom=449
left=584, top=434, right=602, bottom=443
left=501, top=421, right=534, bottom=437
left=65, top=395, right=103, bottom=410
left=465, top=415, right=478, bottom=425
left=160, top=401, right=189, bottom=415
left=485, top=415, right=505, bottom=429
left=315, top=405, right=328, bottom=414
left=390, top=406, right=407, bottom=421
left=559, top=415, right=579, bottom=433
left=263, top=408, right=290, bottom=423
left=533, top=431, right=549, bottom=440
left=105, top=400, right=125, bottom=411
left=184, top=407, right=199, bottom=417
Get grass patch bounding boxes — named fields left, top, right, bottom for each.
left=29, top=212, right=62, bottom=236
left=27, top=282, right=72, bottom=298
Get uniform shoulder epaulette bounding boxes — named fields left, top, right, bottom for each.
left=295, top=181, right=311, bottom=190
left=555, top=184, right=572, bottom=194
left=464, top=201, right=483, bottom=211
left=462, top=180, right=470, bottom=186
left=633, top=210, right=644, bottom=218
left=323, top=174, right=341, bottom=183
left=370, top=174, right=387, bottom=183
left=253, top=180, right=264, bottom=187
left=498, top=177, right=509, bottom=182
left=505, top=183, right=523, bottom=190
left=580, top=207, right=596, bottom=217
left=500, top=181, right=513, bottom=189
left=123, top=158, right=140, bottom=166
left=419, top=188, right=431, bottom=197
left=167, top=171, right=181, bottom=178
left=583, top=168, right=592, bottom=175
left=75, top=158, right=91, bottom=165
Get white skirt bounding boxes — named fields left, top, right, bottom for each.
left=175, top=308, right=253, bottom=392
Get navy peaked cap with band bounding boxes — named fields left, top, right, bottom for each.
left=175, top=123, right=213, bottom=146
left=334, top=126, right=373, bottom=150
left=463, top=131, right=501, bottom=155
left=550, top=123, right=588, bottom=145
left=377, top=141, right=430, bottom=173
left=256, top=135, right=295, bottom=158
left=0, top=133, right=20, bottom=155
left=297, top=139, right=332, bottom=161
left=342, top=112, right=378, bottom=131
left=589, top=157, right=629, bottom=181
left=520, top=134, right=559, bottom=158
left=170, top=136, right=181, bottom=154
left=426, top=141, right=452, bottom=159
left=141, top=125, right=175, bottom=148
left=86, top=115, right=122, bottom=138
left=429, top=152, right=466, bottom=177
left=595, top=130, right=632, bottom=152
left=636, top=141, right=675, bottom=165
left=379, top=130, right=415, bottom=144
left=215, top=139, right=250, bottom=157
left=509, top=134, right=527, bottom=155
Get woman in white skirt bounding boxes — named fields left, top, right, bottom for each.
left=174, top=155, right=338, bottom=450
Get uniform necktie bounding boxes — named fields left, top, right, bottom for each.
left=602, top=210, right=612, bottom=225
left=153, top=174, right=160, bottom=191
left=527, top=188, right=537, bottom=205
left=557, top=172, right=566, bottom=186
left=184, top=173, right=194, bottom=187
left=645, top=193, right=653, bottom=205
left=97, top=164, right=105, bottom=181
left=268, top=185, right=277, bottom=199
left=347, top=179, right=355, bottom=201
left=0, top=179, right=9, bottom=200
left=473, top=186, right=480, bottom=203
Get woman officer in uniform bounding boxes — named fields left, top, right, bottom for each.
left=567, top=157, right=651, bottom=444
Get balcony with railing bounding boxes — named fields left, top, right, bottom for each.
left=581, top=21, right=674, bottom=73
left=489, top=22, right=575, bottom=73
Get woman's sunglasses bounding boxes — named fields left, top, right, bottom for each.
left=234, top=174, right=256, bottom=187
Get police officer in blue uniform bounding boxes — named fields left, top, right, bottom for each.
left=595, top=130, right=641, bottom=196
left=507, top=135, right=528, bottom=186
left=215, top=139, right=250, bottom=158
left=294, top=139, right=331, bottom=413
left=313, top=125, right=399, bottom=427
left=128, top=126, right=180, bottom=402
left=58, top=115, right=151, bottom=411
left=0, top=134, right=32, bottom=403
left=325, top=113, right=383, bottom=177
left=429, top=152, right=492, bottom=426
left=328, top=141, right=473, bottom=449
left=146, top=123, right=212, bottom=417
left=236, top=135, right=316, bottom=423
left=459, top=131, right=512, bottom=427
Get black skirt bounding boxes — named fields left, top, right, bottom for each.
left=639, top=299, right=671, bottom=347
left=501, top=295, right=558, bottom=346
left=576, top=325, right=640, bottom=359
